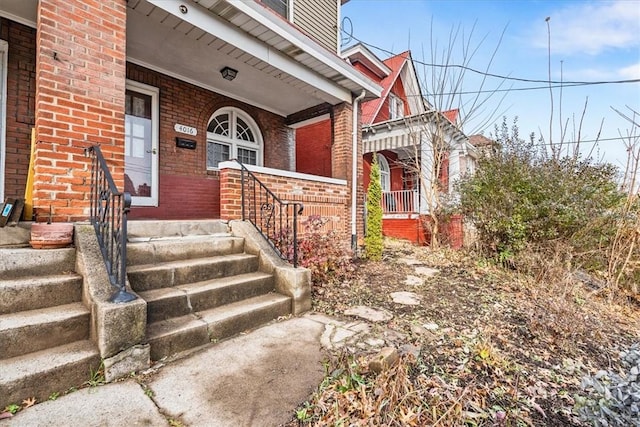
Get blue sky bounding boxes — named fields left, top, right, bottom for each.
left=342, top=0, right=640, bottom=169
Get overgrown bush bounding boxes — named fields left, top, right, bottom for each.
left=574, top=343, right=640, bottom=426
left=458, top=117, right=624, bottom=269
left=365, top=154, right=383, bottom=260
left=297, top=215, right=353, bottom=286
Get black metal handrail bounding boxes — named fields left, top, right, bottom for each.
left=85, top=145, right=136, bottom=303
left=236, top=161, right=303, bottom=267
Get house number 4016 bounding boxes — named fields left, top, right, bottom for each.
left=174, top=123, right=197, bottom=136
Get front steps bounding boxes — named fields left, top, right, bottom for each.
left=126, top=220, right=292, bottom=361
left=0, top=248, right=100, bottom=408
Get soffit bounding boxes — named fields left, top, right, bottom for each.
left=127, top=0, right=380, bottom=115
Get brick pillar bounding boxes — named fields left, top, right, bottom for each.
left=219, top=167, right=242, bottom=220
left=331, top=101, right=363, bottom=248
left=33, top=0, right=127, bottom=222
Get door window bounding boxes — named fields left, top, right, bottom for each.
left=125, top=81, right=159, bottom=206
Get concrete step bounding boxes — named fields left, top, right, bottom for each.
left=127, top=253, right=260, bottom=292
left=0, top=247, right=76, bottom=280
left=0, top=303, right=90, bottom=359
left=0, top=274, right=83, bottom=315
left=146, top=293, right=291, bottom=361
left=127, top=220, right=230, bottom=241
left=0, top=340, right=100, bottom=409
left=200, top=293, right=291, bottom=343
left=126, top=236, right=245, bottom=266
left=139, top=272, right=276, bottom=323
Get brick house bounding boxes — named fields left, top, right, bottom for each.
left=0, top=0, right=389, bottom=406
left=0, top=0, right=381, bottom=246
left=296, top=43, right=477, bottom=247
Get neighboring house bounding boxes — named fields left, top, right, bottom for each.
left=469, top=134, right=499, bottom=157
left=297, top=43, right=476, bottom=247
left=0, top=0, right=381, bottom=247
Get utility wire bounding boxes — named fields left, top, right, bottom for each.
left=341, top=27, right=640, bottom=86
left=401, top=80, right=636, bottom=97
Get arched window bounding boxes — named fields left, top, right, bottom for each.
left=377, top=153, right=390, bottom=192
left=207, top=107, right=263, bottom=169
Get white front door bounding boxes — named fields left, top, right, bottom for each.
left=125, top=81, right=159, bottom=206
left=0, top=40, right=7, bottom=201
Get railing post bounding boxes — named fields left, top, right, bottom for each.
left=110, top=192, right=135, bottom=303
left=292, top=204, right=299, bottom=268
left=85, top=145, right=136, bottom=303
left=240, top=167, right=246, bottom=221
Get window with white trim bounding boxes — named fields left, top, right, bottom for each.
left=377, top=153, right=390, bottom=192
left=207, top=108, right=263, bottom=169
left=262, top=0, right=291, bottom=20
left=389, top=93, right=404, bottom=120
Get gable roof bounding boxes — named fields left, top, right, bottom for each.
left=360, top=51, right=409, bottom=124
left=356, top=50, right=426, bottom=125
left=442, top=109, right=459, bottom=124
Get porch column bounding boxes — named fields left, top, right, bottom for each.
left=331, top=101, right=363, bottom=246
left=34, top=0, right=127, bottom=222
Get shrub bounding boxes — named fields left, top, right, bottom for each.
left=365, top=154, right=383, bottom=260
left=297, top=215, right=353, bottom=286
left=458, top=117, right=624, bottom=266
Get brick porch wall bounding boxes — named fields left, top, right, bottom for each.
left=219, top=164, right=349, bottom=239
left=380, top=215, right=464, bottom=249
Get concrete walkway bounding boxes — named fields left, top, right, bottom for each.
left=0, top=314, right=345, bottom=427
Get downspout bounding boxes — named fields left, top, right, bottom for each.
left=351, top=90, right=366, bottom=252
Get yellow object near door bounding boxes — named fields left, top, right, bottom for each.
left=23, top=128, right=35, bottom=221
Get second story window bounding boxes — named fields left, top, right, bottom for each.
left=389, top=94, right=404, bottom=120
left=262, top=0, right=290, bottom=20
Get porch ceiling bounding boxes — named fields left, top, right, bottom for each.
left=127, top=0, right=380, bottom=117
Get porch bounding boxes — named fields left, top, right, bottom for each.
left=0, top=0, right=380, bottom=241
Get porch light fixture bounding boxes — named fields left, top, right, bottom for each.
left=220, top=67, right=238, bottom=81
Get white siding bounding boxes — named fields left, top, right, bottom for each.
left=293, top=0, right=338, bottom=53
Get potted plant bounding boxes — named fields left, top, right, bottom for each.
left=29, top=206, right=74, bottom=249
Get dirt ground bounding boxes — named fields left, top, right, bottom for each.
left=291, top=239, right=640, bottom=426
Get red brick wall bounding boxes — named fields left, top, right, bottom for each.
left=34, top=0, right=127, bottom=222
left=220, top=166, right=349, bottom=238
left=382, top=216, right=463, bottom=249
left=295, top=119, right=331, bottom=177
left=1, top=19, right=36, bottom=200
left=419, top=214, right=464, bottom=249
left=331, top=101, right=363, bottom=244
left=382, top=217, right=425, bottom=244
left=125, top=63, right=292, bottom=220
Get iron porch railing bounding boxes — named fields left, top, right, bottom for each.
left=236, top=161, right=304, bottom=267
left=85, top=145, right=136, bottom=303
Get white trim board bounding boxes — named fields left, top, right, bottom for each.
left=219, top=161, right=347, bottom=186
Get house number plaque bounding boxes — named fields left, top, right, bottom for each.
left=174, top=123, right=197, bottom=136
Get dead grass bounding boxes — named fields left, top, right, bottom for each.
left=284, top=239, right=640, bottom=426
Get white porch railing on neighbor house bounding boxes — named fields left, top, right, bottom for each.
left=381, top=190, right=419, bottom=214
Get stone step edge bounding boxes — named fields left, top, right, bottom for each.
left=127, top=252, right=258, bottom=273
left=0, top=340, right=99, bottom=384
